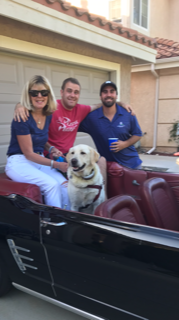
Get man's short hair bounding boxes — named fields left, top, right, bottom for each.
left=61, top=78, right=81, bottom=90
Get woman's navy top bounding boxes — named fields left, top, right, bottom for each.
left=7, top=113, right=52, bottom=155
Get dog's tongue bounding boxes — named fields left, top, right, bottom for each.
left=73, top=166, right=78, bottom=170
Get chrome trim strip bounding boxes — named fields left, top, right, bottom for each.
left=41, top=220, right=67, bottom=227
left=7, top=239, right=38, bottom=272
left=22, top=263, right=38, bottom=270
left=8, top=240, right=30, bottom=252
left=83, top=222, right=179, bottom=248
left=13, top=246, right=30, bottom=252
left=18, top=255, right=34, bottom=261
left=75, top=291, right=148, bottom=320
left=12, top=283, right=105, bottom=320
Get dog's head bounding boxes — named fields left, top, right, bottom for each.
left=66, top=144, right=100, bottom=173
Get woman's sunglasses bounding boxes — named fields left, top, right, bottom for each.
left=29, top=90, right=49, bottom=97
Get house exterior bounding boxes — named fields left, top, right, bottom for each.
left=0, top=0, right=156, bottom=171
left=109, top=0, right=179, bottom=42
left=107, top=0, right=179, bottom=153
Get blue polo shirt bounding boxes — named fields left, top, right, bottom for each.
left=78, top=104, right=142, bottom=169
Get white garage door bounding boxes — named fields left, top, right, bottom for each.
left=0, top=52, right=109, bottom=170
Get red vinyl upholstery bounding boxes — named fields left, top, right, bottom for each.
left=107, top=162, right=124, bottom=198
left=95, top=195, right=146, bottom=225
left=140, top=178, right=179, bottom=230
left=0, top=173, right=42, bottom=203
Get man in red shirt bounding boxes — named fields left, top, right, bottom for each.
left=46, top=78, right=92, bottom=155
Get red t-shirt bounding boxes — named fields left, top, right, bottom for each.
left=47, top=100, right=91, bottom=154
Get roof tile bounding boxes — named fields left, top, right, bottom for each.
left=76, top=7, right=89, bottom=16
left=32, top=0, right=157, bottom=50
left=156, top=37, right=179, bottom=59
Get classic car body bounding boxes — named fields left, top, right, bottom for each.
left=0, top=161, right=179, bottom=320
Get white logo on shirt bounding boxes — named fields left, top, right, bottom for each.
left=57, top=117, right=79, bottom=132
left=117, top=122, right=125, bottom=128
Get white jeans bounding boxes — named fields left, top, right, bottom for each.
left=5, top=154, right=70, bottom=209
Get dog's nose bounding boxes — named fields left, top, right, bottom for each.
left=71, top=158, right=78, bottom=166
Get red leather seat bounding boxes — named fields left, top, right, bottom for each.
left=107, top=162, right=124, bottom=198
left=140, top=177, right=179, bottom=230
left=0, top=173, right=42, bottom=203
left=95, top=195, right=146, bottom=225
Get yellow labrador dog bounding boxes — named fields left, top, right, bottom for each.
left=66, top=144, right=105, bottom=214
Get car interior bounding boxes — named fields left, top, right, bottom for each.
left=0, top=161, right=179, bottom=232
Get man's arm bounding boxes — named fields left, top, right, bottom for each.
left=110, top=135, right=141, bottom=153
left=90, top=102, right=135, bottom=115
left=14, top=103, right=29, bottom=122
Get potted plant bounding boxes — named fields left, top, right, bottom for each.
left=169, top=121, right=179, bottom=151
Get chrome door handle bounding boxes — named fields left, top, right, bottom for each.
left=132, top=180, right=140, bottom=186
left=41, top=220, right=67, bottom=227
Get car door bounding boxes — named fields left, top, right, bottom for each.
left=40, top=209, right=179, bottom=320
left=0, top=194, right=54, bottom=298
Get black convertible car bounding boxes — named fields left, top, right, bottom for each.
left=0, top=161, right=179, bottom=320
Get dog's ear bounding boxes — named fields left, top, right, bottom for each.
left=90, top=148, right=100, bottom=166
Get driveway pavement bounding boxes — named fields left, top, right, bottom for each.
left=0, top=287, right=85, bottom=320
left=140, top=154, right=179, bottom=173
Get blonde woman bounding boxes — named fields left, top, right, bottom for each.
left=5, top=75, right=70, bottom=209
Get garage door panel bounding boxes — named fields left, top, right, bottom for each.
left=0, top=125, right=10, bottom=139
left=78, top=97, right=101, bottom=105
left=75, top=74, right=90, bottom=94
left=92, top=72, right=108, bottom=96
left=0, top=103, right=14, bottom=123
left=24, top=66, right=46, bottom=82
left=0, top=146, right=8, bottom=168
left=0, top=60, right=20, bottom=94
left=73, top=69, right=91, bottom=97
left=51, top=67, right=71, bottom=96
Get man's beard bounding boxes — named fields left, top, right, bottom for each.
left=102, top=98, right=116, bottom=108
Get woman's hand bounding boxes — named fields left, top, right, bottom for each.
left=56, top=162, right=68, bottom=172
left=50, top=147, right=63, bottom=158
left=14, top=103, right=29, bottom=122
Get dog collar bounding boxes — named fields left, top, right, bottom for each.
left=81, top=169, right=95, bottom=180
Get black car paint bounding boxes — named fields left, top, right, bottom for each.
left=0, top=194, right=179, bottom=320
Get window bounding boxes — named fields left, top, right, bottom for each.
left=133, top=0, right=148, bottom=29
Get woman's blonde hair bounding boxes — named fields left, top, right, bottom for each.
left=20, top=75, right=57, bottom=115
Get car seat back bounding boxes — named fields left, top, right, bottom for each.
left=140, top=177, right=179, bottom=230
left=95, top=195, right=146, bottom=225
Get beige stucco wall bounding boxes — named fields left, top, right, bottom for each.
left=130, top=71, right=156, bottom=148
left=131, top=67, right=179, bottom=152
left=150, top=0, right=179, bottom=42
left=0, top=16, right=132, bottom=103
left=158, top=68, right=179, bottom=149
left=149, top=0, right=169, bottom=39
left=168, top=0, right=179, bottom=42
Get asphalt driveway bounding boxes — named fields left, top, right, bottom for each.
left=0, top=287, right=86, bottom=320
